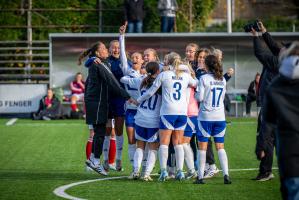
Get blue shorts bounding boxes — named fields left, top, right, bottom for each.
left=125, top=109, right=137, bottom=127
left=160, top=115, right=187, bottom=130
left=184, top=116, right=198, bottom=137
left=109, top=98, right=126, bottom=118
left=196, top=121, right=226, bottom=143
left=135, top=124, right=159, bottom=143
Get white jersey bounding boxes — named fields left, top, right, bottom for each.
left=120, top=76, right=161, bottom=128
left=196, top=73, right=226, bottom=121
left=119, top=34, right=142, bottom=109
left=137, top=69, right=197, bottom=116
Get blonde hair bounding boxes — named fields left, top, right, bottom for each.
left=144, top=48, right=160, bottom=62
left=186, top=43, right=199, bottom=51
left=211, top=48, right=223, bottom=61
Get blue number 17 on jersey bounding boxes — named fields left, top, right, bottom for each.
left=211, top=87, right=223, bottom=107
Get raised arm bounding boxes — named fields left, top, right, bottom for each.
left=137, top=73, right=162, bottom=103
left=119, top=23, right=131, bottom=75
left=259, top=22, right=281, bottom=56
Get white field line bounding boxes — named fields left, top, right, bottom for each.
left=5, top=118, right=18, bottom=126
left=53, top=167, right=278, bottom=200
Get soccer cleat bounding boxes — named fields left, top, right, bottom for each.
left=85, top=165, right=93, bottom=172
left=254, top=172, right=274, bottom=181
left=85, top=160, right=108, bottom=176
left=193, top=178, right=205, bottom=184
left=204, top=166, right=220, bottom=179
left=109, top=163, right=116, bottom=171
left=186, top=171, right=198, bottom=179
left=175, top=170, right=185, bottom=181
left=115, top=159, right=123, bottom=171
left=142, top=175, right=153, bottom=182
left=42, top=116, right=51, bottom=121
left=103, top=160, right=109, bottom=171
left=128, top=172, right=140, bottom=180
left=224, top=175, right=232, bottom=184
left=158, top=169, right=169, bottom=182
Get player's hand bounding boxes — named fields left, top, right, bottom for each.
left=227, top=68, right=234, bottom=76
left=119, top=22, right=127, bottom=35
left=250, top=28, right=258, bottom=37
left=128, top=98, right=138, bottom=105
left=94, top=58, right=101, bottom=64
left=260, top=150, right=265, bottom=159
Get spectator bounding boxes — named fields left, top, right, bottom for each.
left=70, top=72, right=85, bottom=113
left=33, top=88, right=62, bottom=120
left=262, top=42, right=299, bottom=200
left=246, top=73, right=260, bottom=116
left=251, top=21, right=287, bottom=181
left=158, top=0, right=178, bottom=33
left=124, top=0, right=144, bottom=33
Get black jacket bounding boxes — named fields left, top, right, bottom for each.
left=262, top=56, right=299, bottom=178
left=253, top=32, right=280, bottom=106
left=124, top=0, right=144, bottom=22
left=37, top=95, right=60, bottom=114
left=84, top=61, right=130, bottom=125
left=247, top=81, right=257, bottom=98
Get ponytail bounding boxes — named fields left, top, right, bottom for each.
left=77, top=42, right=102, bottom=65
left=205, top=55, right=223, bottom=80
left=140, top=62, right=160, bottom=89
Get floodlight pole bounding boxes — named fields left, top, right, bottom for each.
left=227, top=0, right=232, bottom=33
left=27, top=0, right=32, bottom=82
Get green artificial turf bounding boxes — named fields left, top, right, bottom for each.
left=0, top=118, right=281, bottom=200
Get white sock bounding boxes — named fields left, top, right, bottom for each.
left=197, top=150, right=207, bottom=179
left=159, top=145, right=169, bottom=170
left=145, top=149, right=157, bottom=176
left=142, top=143, right=149, bottom=169
left=174, top=145, right=184, bottom=171
left=217, top=149, right=229, bottom=176
left=128, top=144, right=136, bottom=166
left=133, top=148, right=143, bottom=173
left=103, top=136, right=110, bottom=161
left=183, top=143, right=195, bottom=173
left=116, top=135, right=123, bottom=160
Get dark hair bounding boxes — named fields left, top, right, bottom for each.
left=195, top=48, right=211, bottom=62
left=205, top=55, right=223, bottom=80
left=78, top=42, right=103, bottom=65
left=140, top=62, right=160, bottom=89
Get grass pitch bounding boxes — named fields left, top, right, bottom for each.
left=0, top=118, right=281, bottom=200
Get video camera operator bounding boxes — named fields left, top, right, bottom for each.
left=249, top=21, right=289, bottom=181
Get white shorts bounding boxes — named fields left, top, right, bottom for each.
left=72, top=93, right=84, bottom=101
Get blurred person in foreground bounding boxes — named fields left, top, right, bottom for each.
left=262, top=42, right=299, bottom=200
left=250, top=21, right=290, bottom=181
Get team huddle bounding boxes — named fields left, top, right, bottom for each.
left=80, top=23, right=234, bottom=184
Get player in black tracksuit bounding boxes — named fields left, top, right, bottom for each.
left=251, top=24, right=282, bottom=180
left=79, top=42, right=131, bottom=175
left=262, top=51, right=299, bottom=199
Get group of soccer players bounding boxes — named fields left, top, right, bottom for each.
left=82, top=23, right=234, bottom=184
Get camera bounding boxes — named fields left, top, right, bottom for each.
left=243, top=20, right=261, bottom=32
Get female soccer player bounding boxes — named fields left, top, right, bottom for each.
left=78, top=41, right=131, bottom=176
left=119, top=23, right=144, bottom=171
left=135, top=54, right=197, bottom=181
left=194, top=55, right=232, bottom=184
left=121, top=62, right=161, bottom=181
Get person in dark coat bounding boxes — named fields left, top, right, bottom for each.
left=33, top=88, right=62, bottom=120
left=78, top=42, right=131, bottom=175
left=262, top=42, right=299, bottom=200
left=251, top=21, right=290, bottom=181
left=124, top=0, right=144, bottom=33
left=246, top=73, right=260, bottom=116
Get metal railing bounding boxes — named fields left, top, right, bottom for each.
left=0, top=40, right=49, bottom=84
